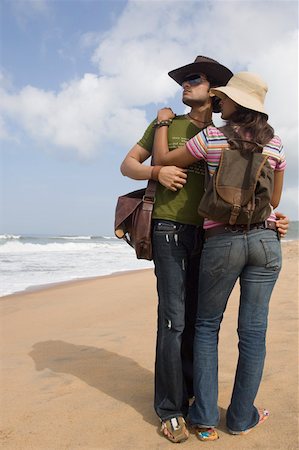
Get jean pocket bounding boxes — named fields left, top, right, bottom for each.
left=201, top=241, right=232, bottom=276
left=260, top=238, right=282, bottom=271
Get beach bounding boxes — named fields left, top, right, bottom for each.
left=0, top=241, right=298, bottom=450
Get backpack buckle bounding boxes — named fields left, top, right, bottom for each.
left=229, top=205, right=241, bottom=225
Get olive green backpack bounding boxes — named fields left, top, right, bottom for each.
left=197, top=126, right=274, bottom=226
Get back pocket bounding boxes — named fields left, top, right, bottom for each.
left=201, top=241, right=232, bottom=276
left=261, top=238, right=282, bottom=271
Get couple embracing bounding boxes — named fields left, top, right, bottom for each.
left=121, top=56, right=287, bottom=443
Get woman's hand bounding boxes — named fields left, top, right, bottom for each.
left=157, top=107, right=175, bottom=122
left=158, top=166, right=187, bottom=191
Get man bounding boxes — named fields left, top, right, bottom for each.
left=120, top=56, right=288, bottom=443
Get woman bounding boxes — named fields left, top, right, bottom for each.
left=152, top=72, right=285, bottom=441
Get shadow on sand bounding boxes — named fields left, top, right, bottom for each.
left=29, top=340, right=156, bottom=426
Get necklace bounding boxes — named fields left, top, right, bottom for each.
left=187, top=113, right=212, bottom=125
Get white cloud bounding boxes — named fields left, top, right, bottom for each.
left=0, top=74, right=148, bottom=158
left=0, top=116, right=12, bottom=141
left=8, top=0, right=50, bottom=26
left=0, top=70, right=14, bottom=91
left=0, top=0, right=297, bottom=180
left=79, top=32, right=102, bottom=50
left=11, top=0, right=49, bottom=14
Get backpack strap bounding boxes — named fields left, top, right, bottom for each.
left=218, top=125, right=264, bottom=151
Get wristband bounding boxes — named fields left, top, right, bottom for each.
left=153, top=119, right=173, bottom=128
left=151, top=165, right=163, bottom=181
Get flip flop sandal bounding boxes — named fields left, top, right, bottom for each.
left=228, top=408, right=269, bottom=435
left=160, top=417, right=189, bottom=443
left=191, top=426, right=219, bottom=441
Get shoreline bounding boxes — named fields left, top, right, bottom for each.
left=0, top=267, right=154, bottom=301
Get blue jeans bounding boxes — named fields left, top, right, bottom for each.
left=152, top=219, right=204, bottom=420
left=189, top=228, right=281, bottom=432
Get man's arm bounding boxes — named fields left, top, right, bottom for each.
left=120, top=144, right=152, bottom=179
left=120, top=143, right=188, bottom=192
left=275, top=211, right=289, bottom=238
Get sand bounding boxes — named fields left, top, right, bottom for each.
left=0, top=241, right=298, bottom=450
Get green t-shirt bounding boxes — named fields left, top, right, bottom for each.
left=138, top=115, right=205, bottom=226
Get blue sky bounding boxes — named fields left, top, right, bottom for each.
left=1, top=0, right=298, bottom=236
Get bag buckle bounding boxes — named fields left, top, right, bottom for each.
left=229, top=205, right=241, bottom=225
left=142, top=195, right=155, bottom=203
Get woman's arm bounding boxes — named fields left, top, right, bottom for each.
left=271, top=171, right=284, bottom=209
left=153, top=108, right=198, bottom=167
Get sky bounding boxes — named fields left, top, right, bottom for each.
left=0, top=0, right=298, bottom=236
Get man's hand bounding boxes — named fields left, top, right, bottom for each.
left=157, top=107, right=176, bottom=122
left=275, top=211, right=289, bottom=237
left=158, top=166, right=187, bottom=191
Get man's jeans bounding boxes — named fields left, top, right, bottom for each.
left=189, top=228, right=281, bottom=432
left=152, top=219, right=203, bottom=420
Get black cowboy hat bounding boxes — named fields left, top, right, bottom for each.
left=168, top=55, right=233, bottom=87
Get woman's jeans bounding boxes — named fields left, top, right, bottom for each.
left=189, top=228, right=281, bottom=432
left=152, top=219, right=204, bottom=420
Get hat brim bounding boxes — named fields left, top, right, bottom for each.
left=210, top=86, right=268, bottom=116
left=168, top=62, right=233, bottom=86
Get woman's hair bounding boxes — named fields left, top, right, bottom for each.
left=225, top=105, right=274, bottom=152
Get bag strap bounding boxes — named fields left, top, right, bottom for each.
left=144, top=179, right=156, bottom=202
left=143, top=150, right=158, bottom=202
left=202, top=126, right=241, bottom=190
left=218, top=125, right=264, bottom=151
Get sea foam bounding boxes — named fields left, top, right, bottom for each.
left=0, top=235, right=153, bottom=297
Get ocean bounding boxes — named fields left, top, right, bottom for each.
left=0, top=235, right=153, bottom=297
left=1, top=221, right=298, bottom=298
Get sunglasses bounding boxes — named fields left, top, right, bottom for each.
left=182, top=75, right=207, bottom=86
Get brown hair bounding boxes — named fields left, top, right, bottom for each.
left=225, top=106, right=274, bottom=152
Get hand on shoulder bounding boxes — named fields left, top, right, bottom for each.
left=157, top=108, right=176, bottom=122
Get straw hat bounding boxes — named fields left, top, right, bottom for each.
left=168, top=55, right=233, bottom=86
left=210, top=72, right=268, bottom=115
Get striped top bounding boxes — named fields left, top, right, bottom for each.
left=186, top=126, right=286, bottom=229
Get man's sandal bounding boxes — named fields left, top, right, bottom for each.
left=189, top=425, right=219, bottom=441
left=160, top=417, right=189, bottom=443
left=228, top=409, right=269, bottom=435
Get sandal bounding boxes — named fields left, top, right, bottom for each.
left=190, top=426, right=219, bottom=441
left=160, top=417, right=189, bottom=443
left=228, top=408, right=269, bottom=435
